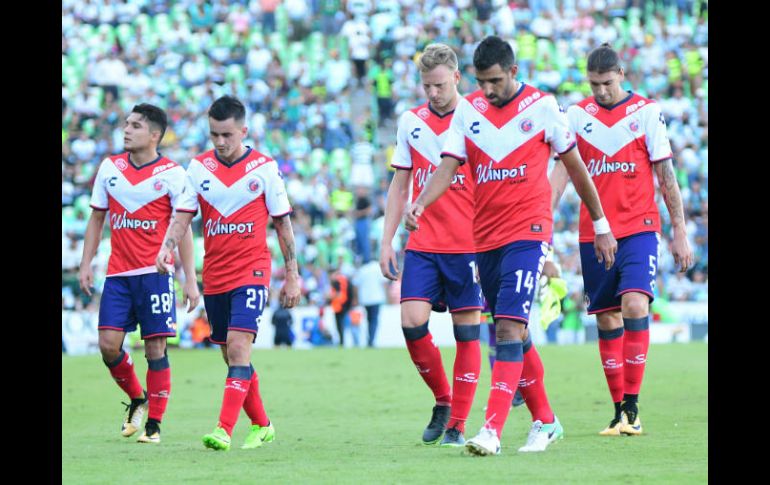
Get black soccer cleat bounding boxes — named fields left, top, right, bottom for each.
left=422, top=404, right=451, bottom=444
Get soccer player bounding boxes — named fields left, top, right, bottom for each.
left=407, top=36, right=617, bottom=455
left=155, top=95, right=301, bottom=451
left=380, top=43, right=483, bottom=447
left=550, top=43, right=693, bottom=436
left=78, top=103, right=200, bottom=444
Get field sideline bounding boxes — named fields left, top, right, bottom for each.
left=62, top=343, right=707, bottom=484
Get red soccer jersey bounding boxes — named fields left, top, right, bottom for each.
left=441, top=85, right=576, bottom=252
left=567, top=93, right=672, bottom=242
left=392, top=103, right=475, bottom=253
left=90, top=153, right=186, bottom=276
left=175, top=148, right=292, bottom=295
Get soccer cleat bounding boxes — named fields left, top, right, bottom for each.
left=512, top=389, right=525, bottom=407
left=439, top=426, right=466, bottom=447
left=241, top=422, right=276, bottom=449
left=202, top=427, right=231, bottom=451
left=121, top=391, right=148, bottom=437
left=137, top=421, right=161, bottom=443
left=465, top=426, right=501, bottom=456
left=620, top=401, right=643, bottom=435
left=518, top=416, right=564, bottom=452
left=598, top=416, right=623, bottom=436
left=422, top=404, right=451, bottom=444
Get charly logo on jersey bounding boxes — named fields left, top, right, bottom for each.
left=472, top=97, right=489, bottom=113
left=417, top=107, right=430, bottom=120
left=114, top=158, right=128, bottom=171
left=585, top=103, right=599, bottom=116
left=111, top=211, right=159, bottom=231
left=519, top=118, right=533, bottom=133
left=625, top=99, right=646, bottom=115
left=205, top=217, right=255, bottom=237
left=203, top=157, right=218, bottom=172
left=152, top=162, right=175, bottom=175
left=476, top=161, right=528, bottom=185
left=415, top=165, right=466, bottom=188
left=629, top=121, right=639, bottom=132
left=586, top=154, right=637, bottom=177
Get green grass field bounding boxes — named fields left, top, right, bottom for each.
left=62, top=343, right=707, bottom=484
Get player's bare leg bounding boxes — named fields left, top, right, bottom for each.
left=99, top=329, right=147, bottom=437
left=402, top=301, right=452, bottom=444
left=618, top=292, right=651, bottom=435
left=440, top=310, right=481, bottom=447
left=138, top=336, right=169, bottom=443
left=596, top=310, right=625, bottom=435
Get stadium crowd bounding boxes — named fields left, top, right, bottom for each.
left=62, top=0, right=708, bottom=346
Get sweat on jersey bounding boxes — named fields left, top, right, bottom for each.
left=441, top=84, right=576, bottom=252
left=392, top=102, right=476, bottom=253
left=567, top=93, right=672, bottom=242
left=174, top=148, right=291, bottom=295
left=90, top=153, right=186, bottom=276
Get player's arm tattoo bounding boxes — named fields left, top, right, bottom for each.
left=273, top=215, right=299, bottom=274
left=655, top=159, right=686, bottom=228
left=163, top=217, right=188, bottom=250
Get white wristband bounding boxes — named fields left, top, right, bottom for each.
left=593, top=216, right=611, bottom=235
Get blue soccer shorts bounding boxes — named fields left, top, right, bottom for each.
left=579, top=231, right=660, bottom=314
left=203, top=285, right=269, bottom=345
left=400, top=250, right=483, bottom=313
left=476, top=240, right=550, bottom=325
left=98, top=273, right=177, bottom=339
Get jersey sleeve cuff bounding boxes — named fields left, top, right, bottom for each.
left=270, top=209, right=293, bottom=218
left=175, top=208, right=198, bottom=214
left=89, top=204, right=108, bottom=211
left=390, top=164, right=412, bottom=170
left=556, top=142, right=577, bottom=156
left=650, top=155, right=673, bottom=163
left=440, top=152, right=466, bottom=165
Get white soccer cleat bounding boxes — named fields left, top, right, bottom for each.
left=518, top=416, right=564, bottom=452
left=465, top=426, right=501, bottom=456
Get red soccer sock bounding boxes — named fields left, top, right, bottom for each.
left=598, top=327, right=625, bottom=403
left=105, top=350, right=144, bottom=399
left=243, top=365, right=270, bottom=427
left=484, top=341, right=524, bottom=438
left=623, top=317, right=650, bottom=395
left=519, top=339, right=554, bottom=424
left=447, top=335, right=481, bottom=433
left=146, top=355, right=171, bottom=423
left=217, top=366, right=252, bottom=436
left=403, top=324, right=451, bottom=405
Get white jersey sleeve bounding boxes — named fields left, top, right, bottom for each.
left=643, top=102, right=673, bottom=163
left=440, top=100, right=467, bottom=164
left=165, top=166, right=188, bottom=211
left=543, top=97, right=576, bottom=155
left=264, top=162, right=292, bottom=217
left=89, top=158, right=110, bottom=210
left=565, top=105, right=580, bottom=137
left=175, top=163, right=200, bottom=213
left=391, top=111, right=413, bottom=169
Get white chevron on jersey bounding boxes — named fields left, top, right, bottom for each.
left=461, top=101, right=550, bottom=162
left=568, top=105, right=653, bottom=156
left=402, top=111, right=449, bottom=168
left=186, top=161, right=270, bottom=218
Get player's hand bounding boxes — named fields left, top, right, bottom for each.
left=182, top=278, right=200, bottom=313
left=671, top=227, right=694, bottom=272
left=404, top=202, right=424, bottom=232
left=594, top=232, right=618, bottom=270
left=542, top=260, right=559, bottom=279
left=155, top=247, right=174, bottom=274
left=78, top=264, right=94, bottom=297
left=280, top=272, right=302, bottom=308
left=379, top=244, right=400, bottom=281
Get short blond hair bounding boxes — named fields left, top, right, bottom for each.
left=417, top=43, right=458, bottom=73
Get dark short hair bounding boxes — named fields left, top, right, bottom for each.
left=131, top=103, right=167, bottom=143
left=208, top=95, right=246, bottom=123
left=473, top=35, right=515, bottom=71
left=587, top=43, right=622, bottom=74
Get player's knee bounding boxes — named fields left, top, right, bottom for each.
left=144, top=337, right=166, bottom=360
left=98, top=341, right=121, bottom=362
left=622, top=294, right=649, bottom=318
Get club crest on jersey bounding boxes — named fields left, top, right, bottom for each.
left=417, top=107, right=430, bottom=120
left=248, top=178, right=263, bottom=194
left=629, top=121, right=639, bottom=132
left=585, top=103, right=599, bottom=116
left=153, top=179, right=164, bottom=191
left=203, top=157, right=218, bottom=172
left=519, top=118, right=533, bottom=133
left=472, top=97, right=489, bottom=113
left=114, top=158, right=128, bottom=171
